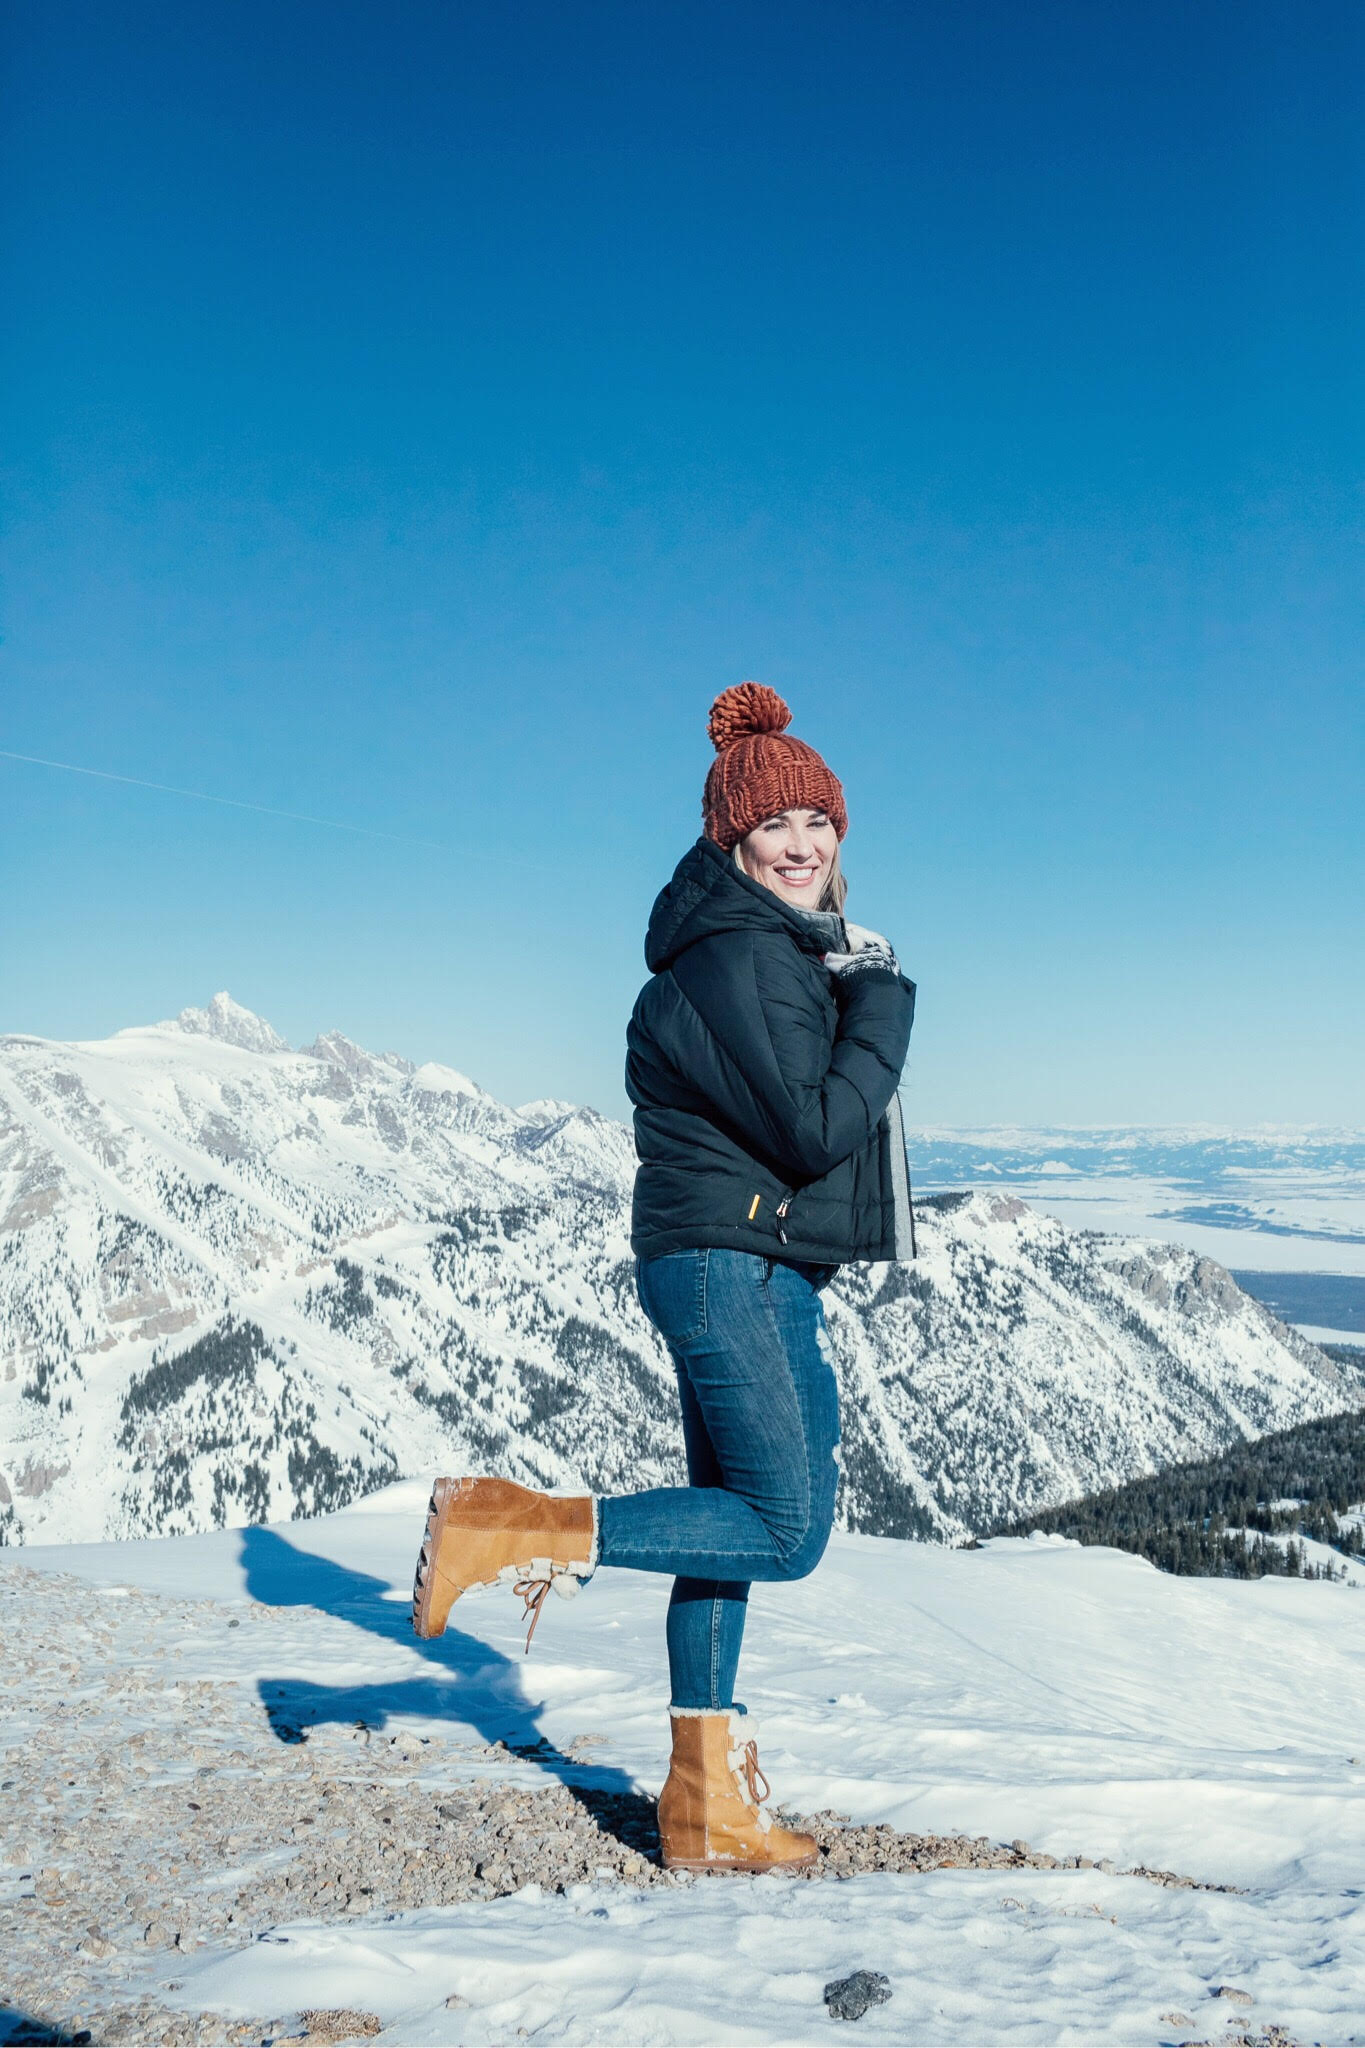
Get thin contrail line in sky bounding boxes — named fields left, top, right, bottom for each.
left=0, top=746, right=456, bottom=854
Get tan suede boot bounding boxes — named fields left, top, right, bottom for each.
left=411, top=1477, right=597, bottom=1648
left=656, top=1709, right=818, bottom=1873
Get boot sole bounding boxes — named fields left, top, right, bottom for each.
left=660, top=1852, right=817, bottom=1874
left=411, top=1477, right=454, bottom=1638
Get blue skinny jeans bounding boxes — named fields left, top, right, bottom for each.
left=597, top=1248, right=841, bottom=1711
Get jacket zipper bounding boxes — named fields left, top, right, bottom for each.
left=773, top=1109, right=915, bottom=1259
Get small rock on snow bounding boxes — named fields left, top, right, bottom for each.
left=824, top=1971, right=893, bottom=2022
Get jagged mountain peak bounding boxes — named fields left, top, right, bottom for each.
left=169, top=992, right=290, bottom=1055
left=303, top=1030, right=415, bottom=1080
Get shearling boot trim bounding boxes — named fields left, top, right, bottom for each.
left=726, top=1728, right=773, bottom=1832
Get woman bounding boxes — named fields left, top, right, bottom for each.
left=412, top=682, right=916, bottom=1873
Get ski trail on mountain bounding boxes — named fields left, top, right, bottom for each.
left=895, top=1587, right=1155, bottom=1743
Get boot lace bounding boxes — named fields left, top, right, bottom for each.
left=741, top=1738, right=770, bottom=1807
left=514, top=1575, right=551, bottom=1652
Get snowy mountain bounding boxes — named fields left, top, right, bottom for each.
left=1, top=996, right=1360, bottom=1549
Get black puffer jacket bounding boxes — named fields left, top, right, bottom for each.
left=626, top=837, right=916, bottom=1265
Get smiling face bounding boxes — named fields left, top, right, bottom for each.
left=737, top=807, right=841, bottom=907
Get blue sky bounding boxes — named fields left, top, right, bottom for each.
left=3, top=0, right=1362, bottom=1124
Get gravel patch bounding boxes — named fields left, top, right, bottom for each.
left=781, top=1810, right=1240, bottom=1891
left=297, top=2016, right=381, bottom=2044
left=2, top=1562, right=1238, bottom=2046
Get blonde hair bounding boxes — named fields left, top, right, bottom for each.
left=734, top=836, right=847, bottom=913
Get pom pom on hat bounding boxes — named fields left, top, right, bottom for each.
left=707, top=682, right=792, bottom=751
left=701, top=679, right=847, bottom=848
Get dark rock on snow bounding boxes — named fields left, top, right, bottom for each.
left=824, top=1970, right=893, bottom=2022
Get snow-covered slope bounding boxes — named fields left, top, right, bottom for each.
left=8, top=1492, right=1365, bottom=2045
left=1, top=997, right=1359, bottom=1548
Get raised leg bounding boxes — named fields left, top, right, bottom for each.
left=599, top=1252, right=840, bottom=1586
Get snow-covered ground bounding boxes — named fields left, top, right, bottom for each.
left=12, top=1478, right=1365, bottom=2045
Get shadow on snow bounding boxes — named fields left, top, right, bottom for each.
left=237, top=1524, right=641, bottom=1814
left=0, top=2008, right=89, bottom=2046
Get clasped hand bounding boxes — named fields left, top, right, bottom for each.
left=822, top=920, right=900, bottom=979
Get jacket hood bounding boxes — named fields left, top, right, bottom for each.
left=643, top=837, right=845, bottom=973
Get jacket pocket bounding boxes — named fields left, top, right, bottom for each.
left=636, top=1249, right=709, bottom=1343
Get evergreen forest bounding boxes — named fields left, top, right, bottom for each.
left=996, top=1392, right=1365, bottom=1582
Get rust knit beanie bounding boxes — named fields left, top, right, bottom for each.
left=702, top=681, right=847, bottom=850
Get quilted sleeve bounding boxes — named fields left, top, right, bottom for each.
left=670, top=931, right=915, bottom=1182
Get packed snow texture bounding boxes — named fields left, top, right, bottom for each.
left=6, top=1483, right=1365, bottom=2045
left=2, top=998, right=1360, bottom=1549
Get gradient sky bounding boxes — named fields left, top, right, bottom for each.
left=3, top=1, right=1362, bottom=1125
